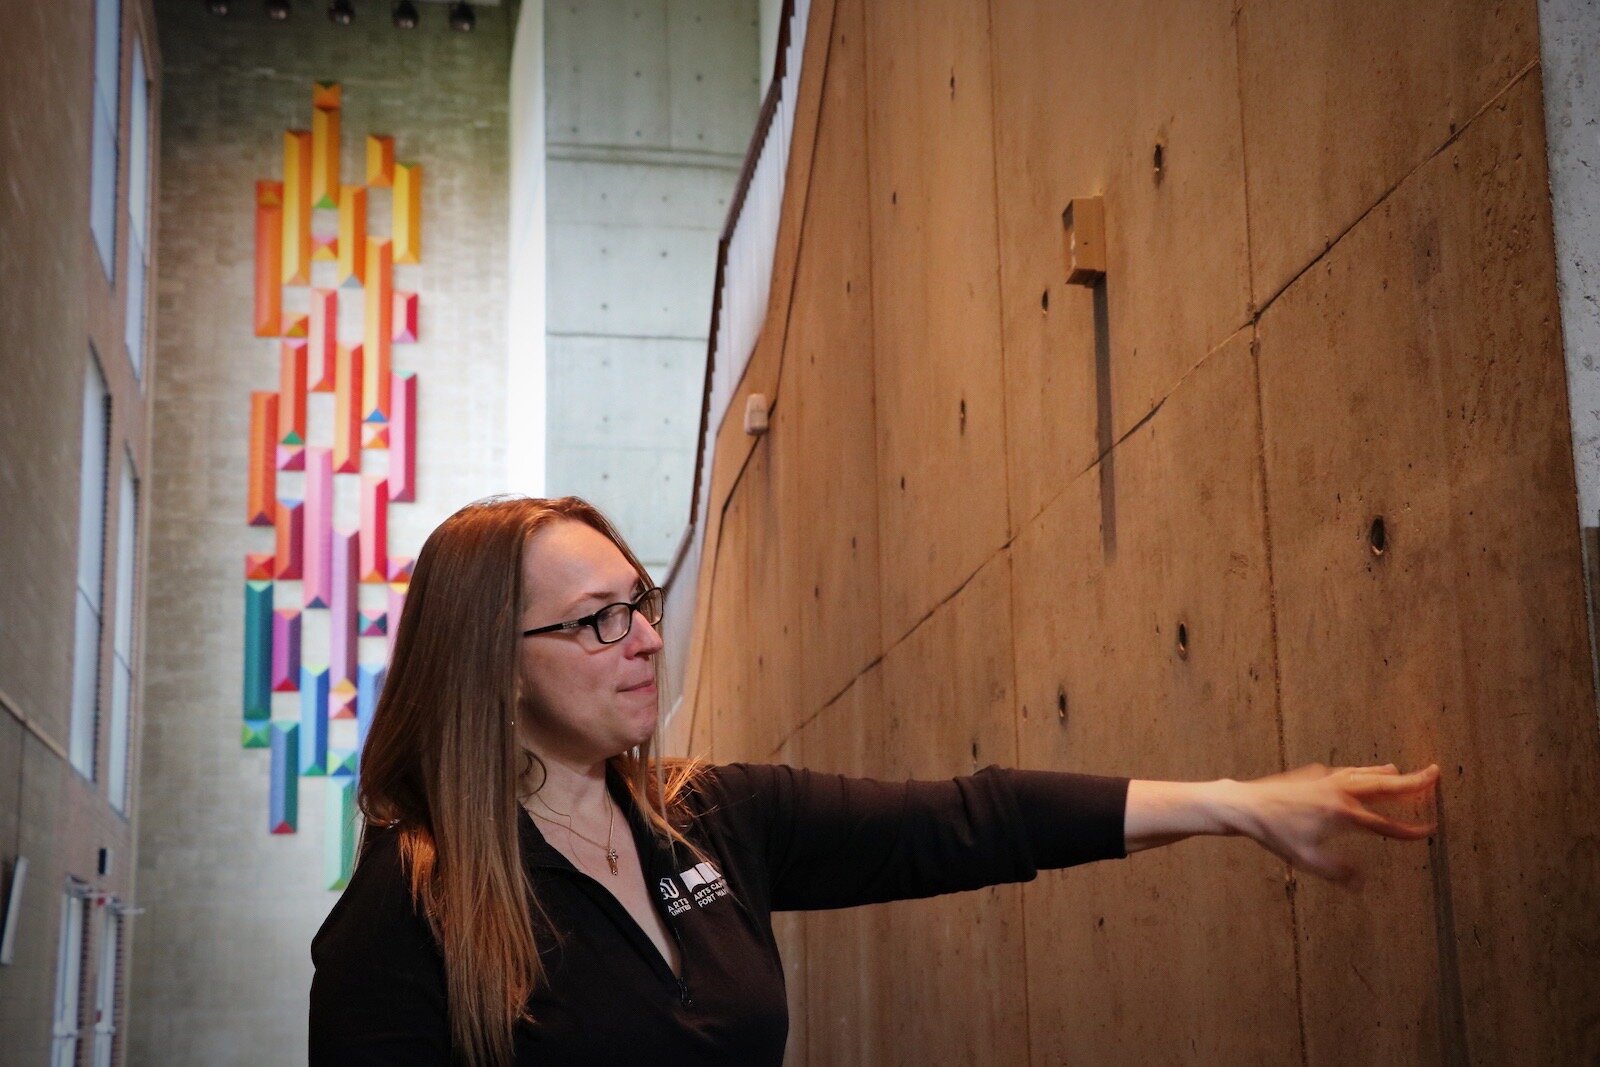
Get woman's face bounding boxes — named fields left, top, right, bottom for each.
left=515, top=519, right=663, bottom=768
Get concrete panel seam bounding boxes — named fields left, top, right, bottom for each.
left=1231, top=1, right=1260, bottom=318
left=1247, top=327, right=1309, bottom=1067
left=774, top=543, right=1009, bottom=758
left=548, top=330, right=713, bottom=342
left=981, top=0, right=1029, bottom=1052
left=1250, top=56, right=1543, bottom=320
left=547, top=143, right=745, bottom=169
left=1013, top=323, right=1253, bottom=540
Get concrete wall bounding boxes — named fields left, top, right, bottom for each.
left=130, top=3, right=511, bottom=1062
left=507, top=0, right=548, bottom=494
left=542, top=0, right=758, bottom=575
left=1541, top=0, right=1600, bottom=701
left=0, top=0, right=160, bottom=1061
left=679, top=0, right=1600, bottom=1062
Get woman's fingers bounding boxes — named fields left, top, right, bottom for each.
left=1344, top=764, right=1439, bottom=797
left=1344, top=802, right=1437, bottom=840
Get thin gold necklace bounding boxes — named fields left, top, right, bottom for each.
left=530, top=794, right=619, bottom=876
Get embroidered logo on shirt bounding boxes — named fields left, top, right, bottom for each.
left=678, top=861, right=728, bottom=908
left=659, top=874, right=691, bottom=916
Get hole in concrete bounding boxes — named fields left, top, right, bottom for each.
left=1041, top=288, right=1050, bottom=313
left=1056, top=685, right=1068, bottom=724
left=1176, top=622, right=1189, bottom=659
left=1370, top=516, right=1388, bottom=556
left=1152, top=142, right=1166, bottom=183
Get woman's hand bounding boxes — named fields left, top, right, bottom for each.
left=1124, top=762, right=1440, bottom=887
left=1224, top=762, right=1439, bottom=885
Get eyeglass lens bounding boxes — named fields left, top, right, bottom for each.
left=596, top=588, right=664, bottom=643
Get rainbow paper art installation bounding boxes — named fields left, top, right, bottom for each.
left=282, top=131, right=312, bottom=286
left=243, top=83, right=423, bottom=888
left=254, top=182, right=284, bottom=337
left=325, top=779, right=357, bottom=891
left=269, top=722, right=299, bottom=833
left=393, top=163, right=422, bottom=265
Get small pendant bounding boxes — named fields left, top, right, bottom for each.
left=605, top=847, right=619, bottom=875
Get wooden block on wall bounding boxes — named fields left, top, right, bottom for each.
left=988, top=0, right=1251, bottom=528
left=1257, top=74, right=1600, bottom=1064
left=1011, top=331, right=1300, bottom=1063
left=1237, top=0, right=1539, bottom=302
left=862, top=0, right=1011, bottom=644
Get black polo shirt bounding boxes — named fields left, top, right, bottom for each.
left=308, top=762, right=1129, bottom=1064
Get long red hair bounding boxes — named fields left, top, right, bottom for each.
left=357, top=495, right=702, bottom=1065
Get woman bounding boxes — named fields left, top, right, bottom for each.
left=308, top=495, right=1438, bottom=1065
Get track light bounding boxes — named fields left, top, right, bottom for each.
left=264, top=0, right=290, bottom=20
left=205, top=0, right=230, bottom=15
left=391, top=0, right=417, bottom=28
left=327, top=0, right=354, bottom=24
left=447, top=1, right=474, bottom=31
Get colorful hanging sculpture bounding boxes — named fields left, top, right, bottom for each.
left=243, top=84, right=423, bottom=890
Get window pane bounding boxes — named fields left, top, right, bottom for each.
left=77, top=362, right=110, bottom=608
left=113, top=461, right=138, bottom=661
left=72, top=358, right=111, bottom=780
left=108, top=662, right=130, bottom=810
left=94, top=0, right=120, bottom=92
left=89, top=0, right=121, bottom=279
left=70, top=594, right=102, bottom=778
left=123, top=238, right=145, bottom=374
left=109, top=459, right=138, bottom=810
left=125, top=45, right=150, bottom=374
left=90, top=102, right=117, bottom=279
left=127, top=47, right=148, bottom=247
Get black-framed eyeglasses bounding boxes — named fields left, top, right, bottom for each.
left=521, top=586, right=665, bottom=645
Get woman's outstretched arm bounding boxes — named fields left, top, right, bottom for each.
left=1125, top=762, right=1440, bottom=884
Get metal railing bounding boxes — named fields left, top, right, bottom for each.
left=661, top=0, right=813, bottom=730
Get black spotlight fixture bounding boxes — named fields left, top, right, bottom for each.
left=206, top=0, right=230, bottom=15
left=391, top=0, right=417, bottom=28
left=327, top=0, right=354, bottom=24
left=447, top=0, right=474, bottom=31
left=264, top=0, right=290, bottom=20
